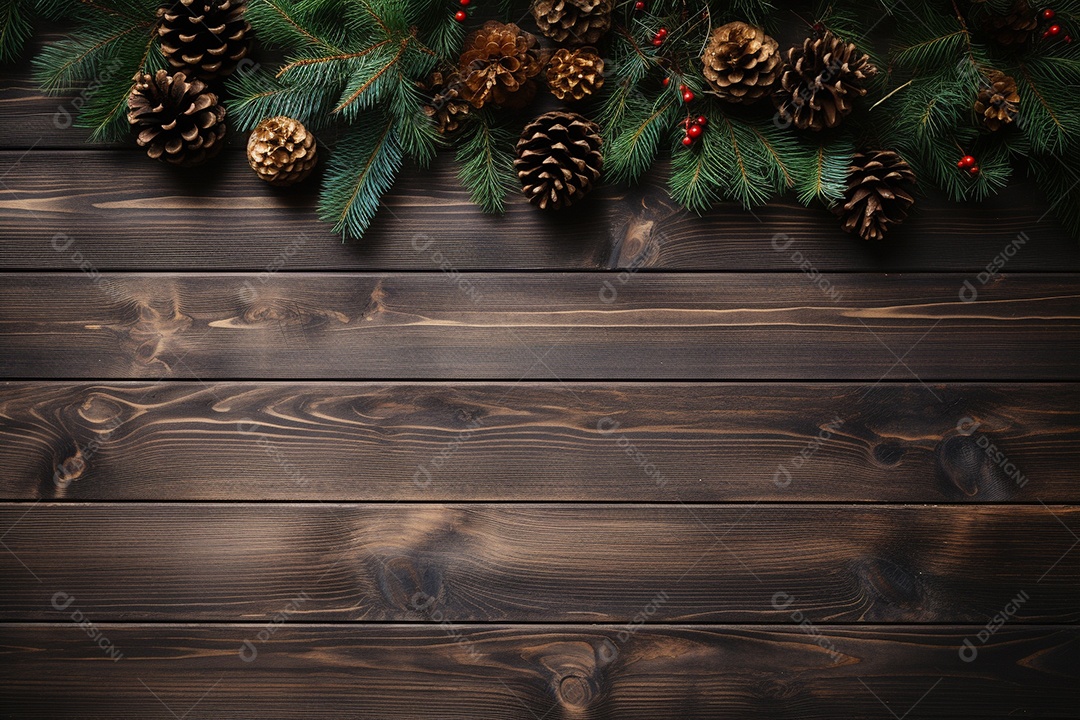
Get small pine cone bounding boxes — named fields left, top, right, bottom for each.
left=546, top=48, right=605, bottom=101
left=975, top=0, right=1039, bottom=46
left=531, top=0, right=613, bottom=46
left=246, top=116, right=317, bottom=187
left=459, top=21, right=544, bottom=110
left=157, top=0, right=251, bottom=81
left=515, top=110, right=603, bottom=211
left=701, top=21, right=782, bottom=104
left=974, top=70, right=1020, bottom=131
left=422, top=71, right=471, bottom=135
left=774, top=31, right=877, bottom=131
left=128, top=69, right=226, bottom=167
left=838, top=151, right=916, bottom=242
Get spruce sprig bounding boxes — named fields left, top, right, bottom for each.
left=455, top=111, right=518, bottom=216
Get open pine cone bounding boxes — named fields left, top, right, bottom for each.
left=458, top=21, right=543, bottom=110
left=973, top=0, right=1039, bottom=46
left=157, top=0, right=251, bottom=81
left=247, top=116, right=317, bottom=187
left=974, top=70, right=1020, bottom=131
left=515, top=111, right=603, bottom=211
left=128, top=69, right=226, bottom=167
left=774, top=31, right=877, bottom=130
left=422, top=71, right=471, bottom=135
left=546, top=48, right=605, bottom=101
left=837, top=151, right=916, bottom=241
left=531, top=0, right=613, bottom=45
left=701, top=21, right=781, bottom=104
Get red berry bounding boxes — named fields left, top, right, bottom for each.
left=1042, top=7, right=1055, bottom=19
left=678, top=83, right=687, bottom=91
left=634, top=0, right=645, bottom=8
left=682, top=90, right=695, bottom=102
left=695, top=115, right=707, bottom=126
left=454, top=9, right=467, bottom=21
left=969, top=165, right=980, bottom=175
left=957, top=155, right=976, bottom=168
left=687, top=124, right=703, bottom=138
left=682, top=135, right=694, bottom=146
left=652, top=37, right=663, bottom=46
left=1066, top=34, right=1073, bottom=42
left=662, top=77, right=670, bottom=87
left=459, top=0, right=470, bottom=4
left=1048, top=23, right=1062, bottom=35
left=657, top=27, right=668, bottom=36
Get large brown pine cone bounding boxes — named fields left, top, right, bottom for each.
left=157, top=0, right=250, bottom=81
left=546, top=47, right=605, bottom=101
left=837, top=151, right=916, bottom=241
left=531, top=0, right=613, bottom=45
left=774, top=31, right=877, bottom=131
left=422, top=71, right=471, bottom=135
left=515, top=111, right=603, bottom=211
left=128, top=69, right=226, bottom=167
left=973, top=0, right=1039, bottom=46
left=459, top=21, right=543, bottom=110
left=701, top=21, right=782, bottom=104
left=974, top=70, right=1020, bottom=131
left=246, top=116, right=318, bottom=187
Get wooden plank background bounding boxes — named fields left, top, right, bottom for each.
left=2, top=24, right=1079, bottom=718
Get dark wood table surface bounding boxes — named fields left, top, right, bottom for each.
left=2, top=32, right=1079, bottom=719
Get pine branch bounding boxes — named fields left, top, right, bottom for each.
left=226, top=66, right=342, bottom=130
left=604, top=93, right=677, bottom=186
left=1031, top=151, right=1080, bottom=242
left=794, top=137, right=854, bottom=207
left=319, top=115, right=403, bottom=241
left=455, top=112, right=516, bottom=215
left=1, top=0, right=34, bottom=65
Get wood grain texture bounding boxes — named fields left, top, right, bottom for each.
left=1, top=503, right=1076, bottom=622
left=2, top=148, right=1078, bottom=272
left=1, top=273, right=1078, bottom=380
left=1, top=381, right=1076, bottom=502
left=1, top=623, right=1077, bottom=718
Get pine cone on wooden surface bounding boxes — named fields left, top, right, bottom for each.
left=128, top=69, right=226, bottom=167
left=515, top=110, right=603, bottom=211
left=774, top=31, right=877, bottom=130
left=157, top=0, right=251, bottom=81
left=701, top=21, right=782, bottom=104
left=422, top=71, right=471, bottom=135
left=246, top=116, right=318, bottom=186
left=458, top=21, right=543, bottom=110
left=837, top=150, right=916, bottom=241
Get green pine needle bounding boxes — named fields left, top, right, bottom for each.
left=319, top=116, right=403, bottom=241
left=455, top=113, right=517, bottom=216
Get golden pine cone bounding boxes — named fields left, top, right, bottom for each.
left=458, top=21, right=543, bottom=110
left=157, top=0, right=251, bottom=81
left=531, top=0, right=613, bottom=46
left=546, top=48, right=605, bottom=101
left=128, top=69, right=226, bottom=167
left=515, top=111, right=603, bottom=211
left=246, top=116, right=318, bottom=187
left=774, top=31, right=877, bottom=131
left=974, top=70, right=1020, bottom=131
left=422, top=71, right=471, bottom=135
left=701, top=21, right=781, bottom=104
left=837, top=151, right=916, bottom=241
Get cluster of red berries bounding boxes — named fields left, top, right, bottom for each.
left=651, top=27, right=668, bottom=46
left=957, top=154, right=980, bottom=176
left=680, top=115, right=708, bottom=147
left=453, top=0, right=470, bottom=22
left=1040, top=7, right=1072, bottom=42
left=661, top=77, right=695, bottom=102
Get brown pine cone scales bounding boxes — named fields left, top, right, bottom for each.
left=546, top=48, right=605, bottom=101
left=974, top=0, right=1039, bottom=46
left=127, top=69, right=226, bottom=167
left=531, top=0, right=613, bottom=45
left=701, top=21, right=782, bottom=104
left=515, top=111, right=603, bottom=211
left=459, top=21, right=543, bottom=110
left=974, top=70, right=1020, bottom=131
left=838, top=151, right=916, bottom=241
left=157, top=0, right=251, bottom=81
left=246, top=116, right=317, bottom=187
left=774, top=31, right=877, bottom=130
left=422, top=71, right=471, bottom=135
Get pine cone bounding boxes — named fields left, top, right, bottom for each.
left=838, top=151, right=916, bottom=241
left=515, top=111, right=603, bottom=211
left=157, top=0, right=251, bottom=81
left=128, top=69, right=226, bottom=167
left=531, top=0, right=613, bottom=46
left=546, top=47, right=605, bottom=101
left=774, top=31, right=877, bottom=131
left=246, top=116, right=317, bottom=187
left=459, top=21, right=543, bottom=110
left=422, top=71, right=471, bottom=135
left=701, top=21, right=782, bottom=104
left=974, top=70, right=1020, bottom=131
left=975, top=0, right=1039, bottom=46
